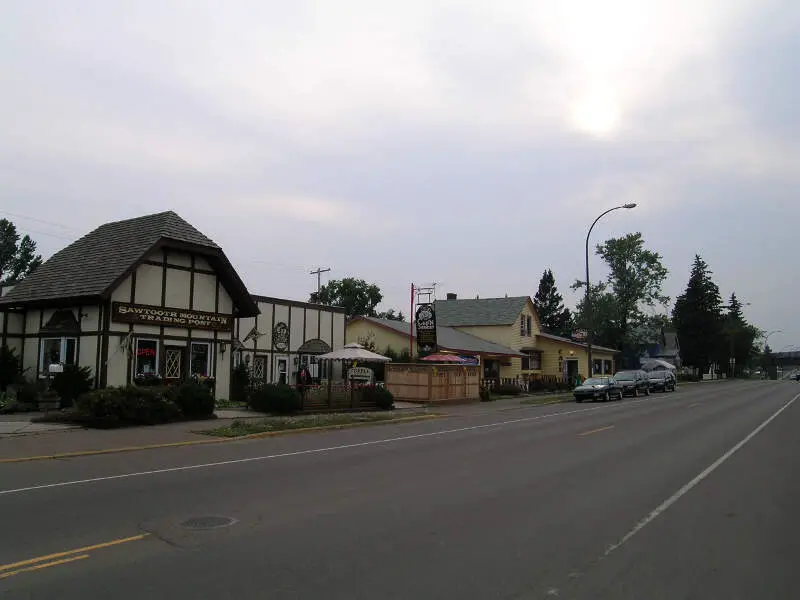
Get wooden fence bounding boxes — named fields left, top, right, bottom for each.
left=385, top=364, right=481, bottom=404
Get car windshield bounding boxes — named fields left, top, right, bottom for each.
left=583, top=378, right=608, bottom=385
left=615, top=372, right=635, bottom=380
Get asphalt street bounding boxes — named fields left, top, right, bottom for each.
left=1, top=380, right=797, bottom=599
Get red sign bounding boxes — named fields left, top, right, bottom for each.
left=137, top=348, right=156, bottom=358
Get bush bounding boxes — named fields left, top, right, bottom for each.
left=171, top=381, right=215, bottom=418
left=231, top=362, right=250, bottom=404
left=362, top=385, right=394, bottom=410
left=0, top=345, right=21, bottom=392
left=248, top=384, right=301, bottom=415
left=17, top=381, right=44, bottom=406
left=134, top=373, right=163, bottom=387
left=51, top=364, right=93, bottom=408
left=74, top=386, right=181, bottom=426
left=494, top=383, right=522, bottom=396
left=479, top=388, right=493, bottom=402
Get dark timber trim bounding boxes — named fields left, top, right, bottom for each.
left=1, top=310, right=8, bottom=348
left=36, top=309, right=44, bottom=377
left=126, top=269, right=137, bottom=386
left=251, top=294, right=346, bottom=314
left=187, top=254, right=195, bottom=379
left=142, top=259, right=214, bottom=275
left=75, top=304, right=82, bottom=371
left=159, top=249, right=167, bottom=378
left=269, top=302, right=276, bottom=383
left=95, top=304, right=103, bottom=388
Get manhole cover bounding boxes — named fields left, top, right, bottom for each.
left=178, top=516, right=237, bottom=530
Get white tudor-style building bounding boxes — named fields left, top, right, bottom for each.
left=0, top=211, right=345, bottom=400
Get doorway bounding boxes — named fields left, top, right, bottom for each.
left=274, top=356, right=289, bottom=384
left=565, top=359, right=579, bottom=384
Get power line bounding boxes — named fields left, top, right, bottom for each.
left=309, top=267, right=331, bottom=294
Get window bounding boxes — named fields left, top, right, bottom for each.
left=135, top=339, right=159, bottom=376
left=190, top=342, right=211, bottom=377
left=39, top=337, right=77, bottom=376
left=526, top=316, right=532, bottom=336
left=521, top=351, right=542, bottom=371
left=603, top=360, right=613, bottom=375
left=520, top=316, right=525, bottom=336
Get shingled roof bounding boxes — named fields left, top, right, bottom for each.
left=434, top=296, right=530, bottom=327
left=0, top=211, right=259, bottom=316
left=351, top=316, right=523, bottom=357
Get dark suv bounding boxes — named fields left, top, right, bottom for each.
left=614, top=370, right=651, bottom=397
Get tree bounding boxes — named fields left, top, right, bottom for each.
left=533, top=269, right=573, bottom=337
left=672, top=255, right=724, bottom=374
left=376, top=308, right=407, bottom=321
left=572, top=232, right=669, bottom=350
left=309, top=278, right=383, bottom=319
left=720, top=293, right=762, bottom=377
left=0, top=219, right=42, bottom=284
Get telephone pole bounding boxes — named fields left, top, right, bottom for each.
left=310, top=267, right=331, bottom=295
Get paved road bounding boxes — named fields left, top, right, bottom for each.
left=1, top=381, right=798, bottom=599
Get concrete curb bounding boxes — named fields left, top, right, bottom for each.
left=0, top=414, right=442, bottom=464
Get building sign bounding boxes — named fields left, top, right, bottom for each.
left=111, top=302, right=232, bottom=331
left=571, top=329, right=587, bottom=342
left=415, top=303, right=438, bottom=355
left=273, top=322, right=290, bottom=351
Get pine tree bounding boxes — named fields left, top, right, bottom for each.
left=533, top=269, right=573, bottom=337
left=672, top=255, right=723, bottom=374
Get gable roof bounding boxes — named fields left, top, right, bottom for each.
left=537, top=332, right=620, bottom=354
left=0, top=211, right=259, bottom=316
left=434, top=296, right=530, bottom=327
left=351, top=316, right=523, bottom=357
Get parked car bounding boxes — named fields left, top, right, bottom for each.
left=614, top=370, right=651, bottom=397
left=573, top=376, right=623, bottom=403
left=646, top=370, right=676, bottom=392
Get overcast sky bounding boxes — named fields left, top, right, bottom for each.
left=2, top=1, right=798, bottom=348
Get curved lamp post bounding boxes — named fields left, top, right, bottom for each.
left=585, top=203, right=637, bottom=376
left=764, top=329, right=782, bottom=351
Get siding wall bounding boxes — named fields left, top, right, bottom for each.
left=235, top=298, right=345, bottom=384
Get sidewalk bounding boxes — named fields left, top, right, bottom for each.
left=0, top=395, right=563, bottom=463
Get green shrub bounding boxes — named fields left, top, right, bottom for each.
left=75, top=386, right=181, bottom=426
left=362, top=385, right=394, bottom=410
left=494, top=383, right=522, bottom=396
left=0, top=345, right=21, bottom=392
left=231, top=362, right=250, bottom=404
left=248, top=384, right=300, bottom=415
left=134, top=373, right=163, bottom=386
left=479, top=388, right=493, bottom=402
left=51, top=364, right=93, bottom=408
left=171, top=381, right=215, bottom=418
left=17, top=381, right=43, bottom=406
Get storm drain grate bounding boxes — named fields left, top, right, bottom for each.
left=178, top=516, right=237, bottom=530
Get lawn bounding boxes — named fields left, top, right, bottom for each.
left=201, top=410, right=437, bottom=437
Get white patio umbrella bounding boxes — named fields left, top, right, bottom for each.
left=317, top=342, right=392, bottom=362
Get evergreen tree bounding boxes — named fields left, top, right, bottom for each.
left=672, top=255, right=723, bottom=374
left=533, top=269, right=573, bottom=336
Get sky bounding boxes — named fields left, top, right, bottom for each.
left=2, top=0, right=798, bottom=349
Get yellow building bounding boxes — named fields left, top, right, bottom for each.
left=434, top=294, right=619, bottom=382
left=346, top=294, right=619, bottom=385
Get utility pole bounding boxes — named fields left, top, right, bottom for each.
left=309, top=267, right=331, bottom=296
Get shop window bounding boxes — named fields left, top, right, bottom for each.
left=603, top=360, right=613, bottom=374
left=190, top=342, right=211, bottom=377
left=39, top=337, right=77, bottom=376
left=593, top=358, right=603, bottom=375
left=135, top=339, right=159, bottom=376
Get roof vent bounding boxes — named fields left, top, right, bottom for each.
left=446, top=293, right=457, bottom=300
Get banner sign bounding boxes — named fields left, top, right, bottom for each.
left=111, top=302, right=233, bottom=331
left=415, top=303, right=438, bottom=356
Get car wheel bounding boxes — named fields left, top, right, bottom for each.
left=618, top=390, right=623, bottom=400
left=575, top=397, right=582, bottom=403
left=604, top=391, right=610, bottom=402
left=633, top=387, right=638, bottom=398
left=645, top=386, right=651, bottom=396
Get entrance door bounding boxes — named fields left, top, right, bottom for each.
left=275, top=356, right=289, bottom=384
left=566, top=359, right=579, bottom=384
left=164, top=346, right=184, bottom=381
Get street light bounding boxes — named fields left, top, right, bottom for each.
left=764, top=329, right=782, bottom=351
left=585, top=203, right=637, bottom=376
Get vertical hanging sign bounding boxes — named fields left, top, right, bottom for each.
left=415, top=303, right=438, bottom=357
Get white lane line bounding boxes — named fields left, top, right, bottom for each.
left=604, top=391, right=799, bottom=556
left=0, top=399, right=657, bottom=497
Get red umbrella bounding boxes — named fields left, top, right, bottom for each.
left=420, top=353, right=467, bottom=363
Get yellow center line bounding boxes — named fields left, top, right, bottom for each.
left=0, top=533, right=149, bottom=573
left=0, top=554, right=90, bottom=580
left=578, top=425, right=615, bottom=437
